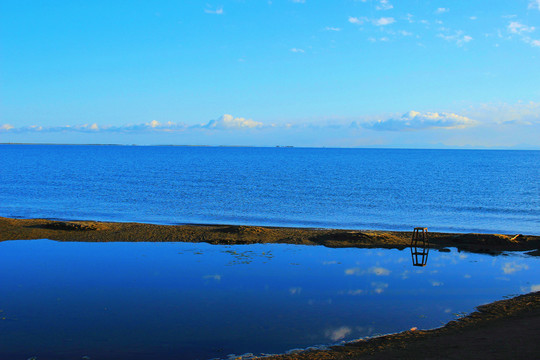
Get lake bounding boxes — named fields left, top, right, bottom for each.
left=0, top=240, right=538, bottom=359
left=1, top=145, right=539, bottom=234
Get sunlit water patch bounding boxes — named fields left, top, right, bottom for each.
left=0, top=240, right=538, bottom=360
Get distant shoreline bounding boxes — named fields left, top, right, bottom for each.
left=2, top=143, right=539, bottom=151
left=1, top=217, right=539, bottom=256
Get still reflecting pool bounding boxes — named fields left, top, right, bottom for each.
left=0, top=240, right=538, bottom=360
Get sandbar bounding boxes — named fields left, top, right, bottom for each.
left=1, top=217, right=539, bottom=255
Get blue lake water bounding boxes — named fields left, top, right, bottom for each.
left=0, top=145, right=539, bottom=234
left=0, top=240, right=538, bottom=360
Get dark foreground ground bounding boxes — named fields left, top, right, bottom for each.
left=1, top=217, right=539, bottom=359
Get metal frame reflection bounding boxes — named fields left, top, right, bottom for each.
left=411, top=227, right=429, bottom=267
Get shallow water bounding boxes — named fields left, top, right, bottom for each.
left=1, top=145, right=539, bottom=234
left=0, top=240, right=538, bottom=360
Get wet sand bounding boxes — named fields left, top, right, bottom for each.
left=1, top=216, right=539, bottom=359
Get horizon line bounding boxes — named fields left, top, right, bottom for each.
left=0, top=142, right=538, bottom=151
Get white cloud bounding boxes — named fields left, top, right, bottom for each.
left=405, top=13, right=414, bottom=23
left=531, top=284, right=540, bottom=292
left=430, top=280, right=444, bottom=287
left=507, top=21, right=540, bottom=47
left=501, top=119, right=533, bottom=126
left=291, top=0, right=305, bottom=3
left=1, top=115, right=263, bottom=134
left=464, top=101, right=540, bottom=125
left=289, top=287, right=302, bottom=294
left=348, top=16, right=367, bottom=25
left=364, top=111, right=477, bottom=131
left=1, top=123, right=104, bottom=133
left=436, top=8, right=449, bottom=14
left=528, top=0, right=540, bottom=10
left=122, top=120, right=186, bottom=131
left=324, top=26, right=341, bottom=31
left=349, top=16, right=394, bottom=27
left=374, top=17, right=395, bottom=26
left=376, top=0, right=393, bottom=11
left=290, top=48, right=305, bottom=53
left=470, top=16, right=477, bottom=20
left=325, top=326, right=352, bottom=341
left=438, top=30, right=473, bottom=46
left=508, top=21, right=535, bottom=34
left=200, top=114, right=263, bottom=129
left=204, top=7, right=223, bottom=15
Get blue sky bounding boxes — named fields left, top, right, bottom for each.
left=1, top=0, right=539, bottom=148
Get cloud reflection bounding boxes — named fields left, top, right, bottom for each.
left=371, top=282, right=389, bottom=294
left=502, top=262, right=529, bottom=274
left=322, top=260, right=338, bottom=265
left=289, top=287, right=302, bottom=295
left=203, top=274, right=222, bottom=281
left=345, top=266, right=391, bottom=276
left=325, top=326, right=352, bottom=341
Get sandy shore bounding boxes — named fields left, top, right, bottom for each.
left=1, top=216, right=539, bottom=359
left=1, top=216, right=539, bottom=255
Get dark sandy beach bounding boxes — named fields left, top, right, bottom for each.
left=1, top=216, right=539, bottom=359
left=1, top=216, right=539, bottom=255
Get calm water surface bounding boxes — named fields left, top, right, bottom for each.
left=0, top=240, right=538, bottom=360
left=0, top=145, right=539, bottom=234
